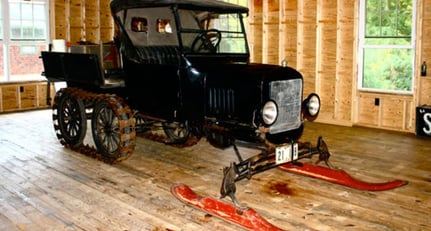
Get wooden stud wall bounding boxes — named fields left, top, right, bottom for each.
left=52, top=0, right=113, bottom=44
left=249, top=0, right=429, bottom=133
left=296, top=0, right=317, bottom=99
left=0, top=82, right=52, bottom=113
left=248, top=0, right=263, bottom=63
left=85, top=0, right=100, bottom=43
left=70, top=0, right=85, bottom=43
left=419, top=0, right=431, bottom=106
left=316, top=0, right=337, bottom=123
left=335, top=0, right=355, bottom=124
left=263, top=0, right=279, bottom=64
left=279, top=0, right=297, bottom=68
left=100, top=0, right=115, bottom=42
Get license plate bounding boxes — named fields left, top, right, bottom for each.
left=275, top=143, right=299, bottom=165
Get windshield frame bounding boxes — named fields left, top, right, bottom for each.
left=173, top=7, right=250, bottom=58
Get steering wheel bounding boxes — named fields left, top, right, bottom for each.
left=191, top=29, right=222, bottom=53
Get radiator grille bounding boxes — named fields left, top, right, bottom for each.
left=268, top=79, right=302, bottom=134
left=207, top=88, right=235, bottom=116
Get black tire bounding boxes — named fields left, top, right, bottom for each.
left=91, top=96, right=135, bottom=161
left=53, top=91, right=87, bottom=147
left=162, top=121, right=190, bottom=144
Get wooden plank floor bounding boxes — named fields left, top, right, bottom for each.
left=0, top=109, right=430, bottom=231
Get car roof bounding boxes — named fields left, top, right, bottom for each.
left=110, top=0, right=249, bottom=14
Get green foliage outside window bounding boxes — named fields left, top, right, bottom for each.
left=363, top=48, right=413, bottom=91
left=361, top=0, right=414, bottom=92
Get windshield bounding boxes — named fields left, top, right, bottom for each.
left=177, top=9, right=248, bottom=54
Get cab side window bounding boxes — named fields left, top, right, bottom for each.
left=156, top=18, right=172, bottom=33
left=131, top=17, right=148, bottom=32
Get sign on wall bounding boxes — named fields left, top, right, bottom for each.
left=416, top=105, right=431, bottom=138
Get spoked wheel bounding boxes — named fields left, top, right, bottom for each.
left=52, top=89, right=87, bottom=147
left=162, top=121, right=190, bottom=144
left=91, top=96, right=135, bottom=162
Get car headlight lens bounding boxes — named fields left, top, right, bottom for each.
left=308, top=94, right=320, bottom=116
left=262, top=101, right=278, bottom=125
left=304, top=93, right=320, bottom=120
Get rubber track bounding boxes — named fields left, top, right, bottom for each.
left=52, top=87, right=136, bottom=164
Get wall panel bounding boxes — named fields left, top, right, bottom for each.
left=418, top=0, right=431, bottom=106
left=357, top=94, right=379, bottom=127
left=356, top=93, right=414, bottom=131
left=85, top=0, right=100, bottom=43
left=0, top=82, right=52, bottom=113
left=279, top=0, right=297, bottom=67
left=296, top=0, right=317, bottom=96
left=248, top=0, right=427, bottom=133
left=53, top=0, right=113, bottom=44
left=248, top=0, right=263, bottom=63
left=263, top=0, right=279, bottom=64
left=54, top=0, right=68, bottom=39
left=100, top=0, right=114, bottom=42
left=315, top=0, right=337, bottom=122
left=335, top=0, right=355, bottom=123
left=69, top=0, right=85, bottom=43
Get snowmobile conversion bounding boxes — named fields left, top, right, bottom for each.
left=41, top=0, right=406, bottom=218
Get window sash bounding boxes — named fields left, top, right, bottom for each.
left=9, top=0, right=47, bottom=40
left=358, top=0, right=416, bottom=94
left=1, top=0, right=49, bottom=82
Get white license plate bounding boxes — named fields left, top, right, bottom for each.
left=275, top=143, right=299, bottom=165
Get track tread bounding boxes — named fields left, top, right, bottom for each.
left=52, top=87, right=136, bottom=164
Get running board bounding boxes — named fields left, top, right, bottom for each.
left=171, top=183, right=286, bottom=231
left=278, top=163, right=407, bottom=191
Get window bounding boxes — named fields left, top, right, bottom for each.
left=223, top=0, right=247, bottom=7
left=0, top=0, right=48, bottom=82
left=156, top=19, right=172, bottom=33
left=131, top=17, right=148, bottom=33
left=358, top=0, right=416, bottom=93
left=0, top=2, right=3, bottom=39
left=9, top=0, right=46, bottom=40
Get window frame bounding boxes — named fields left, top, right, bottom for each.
left=357, top=0, right=417, bottom=94
left=1, top=0, right=49, bottom=82
left=9, top=0, right=47, bottom=41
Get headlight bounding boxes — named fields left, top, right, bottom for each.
left=303, top=93, right=320, bottom=120
left=262, top=101, right=278, bottom=125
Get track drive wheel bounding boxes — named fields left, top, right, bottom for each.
left=91, top=95, right=136, bottom=162
left=162, top=121, right=190, bottom=144
left=52, top=89, right=87, bottom=147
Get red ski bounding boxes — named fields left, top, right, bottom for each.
left=171, top=183, right=286, bottom=231
left=278, top=163, right=407, bottom=191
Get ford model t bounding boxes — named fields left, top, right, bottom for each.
left=41, top=0, right=404, bottom=210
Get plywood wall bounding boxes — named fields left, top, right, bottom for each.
left=49, top=0, right=431, bottom=133
left=249, top=0, right=429, bottom=133
left=419, top=0, right=431, bottom=107
left=249, top=0, right=354, bottom=126
left=0, top=82, right=52, bottom=113
left=52, top=0, right=114, bottom=44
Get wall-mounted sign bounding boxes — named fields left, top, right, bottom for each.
left=416, top=105, right=431, bottom=138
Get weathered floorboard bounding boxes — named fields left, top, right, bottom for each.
left=0, top=109, right=430, bottom=230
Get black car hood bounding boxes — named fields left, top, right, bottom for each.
left=194, top=62, right=303, bottom=84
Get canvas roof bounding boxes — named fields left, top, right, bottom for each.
left=110, top=0, right=249, bottom=14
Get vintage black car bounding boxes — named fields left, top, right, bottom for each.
left=41, top=0, right=322, bottom=203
